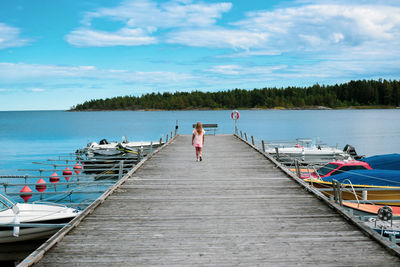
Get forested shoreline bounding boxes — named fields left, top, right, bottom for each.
left=70, top=79, right=400, bottom=111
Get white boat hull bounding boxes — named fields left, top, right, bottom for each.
left=0, top=227, right=59, bottom=243
left=0, top=200, right=79, bottom=244
left=265, top=146, right=348, bottom=161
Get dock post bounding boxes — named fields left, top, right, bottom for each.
left=118, top=160, right=124, bottom=180
left=159, top=137, right=162, bottom=144
left=251, top=136, right=255, bottom=146
left=171, top=131, right=173, bottom=139
left=244, top=133, right=248, bottom=141
left=166, top=134, right=169, bottom=142
left=275, top=147, right=280, bottom=161
left=362, top=190, right=367, bottom=201
left=261, top=140, right=265, bottom=152
left=295, top=160, right=301, bottom=178
left=175, top=120, right=178, bottom=136
left=150, top=141, right=153, bottom=154
left=240, top=131, right=243, bottom=138
left=332, top=180, right=338, bottom=203
left=332, top=180, right=343, bottom=206
left=137, top=148, right=141, bottom=162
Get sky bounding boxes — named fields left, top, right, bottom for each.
left=0, top=0, right=400, bottom=110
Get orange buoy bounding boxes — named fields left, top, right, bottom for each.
left=35, top=178, right=47, bottom=192
left=20, top=185, right=32, bottom=203
left=73, top=163, right=82, bottom=174
left=63, top=167, right=72, bottom=181
left=50, top=172, right=60, bottom=184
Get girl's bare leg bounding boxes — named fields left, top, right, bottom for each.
left=195, top=147, right=200, bottom=160
left=199, top=147, right=203, bottom=161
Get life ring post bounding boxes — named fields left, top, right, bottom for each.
left=231, top=110, right=240, bottom=135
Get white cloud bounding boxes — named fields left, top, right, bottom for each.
left=234, top=4, right=400, bottom=51
left=66, top=27, right=157, bottom=47
left=0, top=63, right=100, bottom=80
left=83, top=0, right=231, bottom=28
left=206, top=65, right=287, bottom=76
left=206, top=65, right=241, bottom=75
left=67, top=0, right=232, bottom=47
left=0, top=23, right=30, bottom=49
left=29, top=88, right=45, bottom=92
left=217, top=50, right=281, bottom=58
left=66, top=0, right=400, bottom=58
left=167, top=28, right=268, bottom=50
left=0, top=62, right=195, bottom=86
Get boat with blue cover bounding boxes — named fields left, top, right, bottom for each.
left=322, top=169, right=400, bottom=187
left=361, top=153, right=400, bottom=170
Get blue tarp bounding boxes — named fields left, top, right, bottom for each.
left=322, top=169, right=400, bottom=187
left=361, top=153, right=400, bottom=170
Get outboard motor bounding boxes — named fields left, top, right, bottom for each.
left=343, top=144, right=364, bottom=160
left=99, top=139, right=109, bottom=145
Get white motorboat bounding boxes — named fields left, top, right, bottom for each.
left=84, top=137, right=164, bottom=158
left=87, top=140, right=123, bottom=156
left=0, top=193, right=80, bottom=243
left=264, top=139, right=350, bottom=162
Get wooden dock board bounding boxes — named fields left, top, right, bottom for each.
left=33, top=135, right=400, bottom=266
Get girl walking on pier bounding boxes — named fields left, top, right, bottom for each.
left=192, top=122, right=205, bottom=161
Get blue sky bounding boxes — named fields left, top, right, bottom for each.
left=1, top=0, right=400, bottom=110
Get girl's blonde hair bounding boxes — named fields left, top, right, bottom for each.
left=195, top=122, right=203, bottom=134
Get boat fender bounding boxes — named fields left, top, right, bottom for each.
left=13, top=215, right=20, bottom=237
left=378, top=206, right=393, bottom=221
left=12, top=205, right=20, bottom=237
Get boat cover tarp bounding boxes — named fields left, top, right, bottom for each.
left=361, top=153, right=400, bottom=170
left=322, top=169, right=400, bottom=187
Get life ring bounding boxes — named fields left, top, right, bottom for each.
left=231, top=110, right=240, bottom=120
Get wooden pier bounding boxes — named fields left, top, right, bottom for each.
left=23, top=135, right=400, bottom=266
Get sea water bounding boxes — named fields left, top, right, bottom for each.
left=0, top=109, right=399, bottom=203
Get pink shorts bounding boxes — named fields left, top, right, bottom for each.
left=194, top=144, right=201, bottom=148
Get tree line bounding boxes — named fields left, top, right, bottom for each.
left=70, top=79, right=400, bottom=111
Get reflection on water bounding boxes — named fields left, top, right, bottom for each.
left=0, top=239, right=44, bottom=265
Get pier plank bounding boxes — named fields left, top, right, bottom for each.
left=34, top=135, right=400, bottom=266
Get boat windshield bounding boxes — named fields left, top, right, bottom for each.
left=0, top=194, right=14, bottom=211
left=317, top=163, right=339, bottom=176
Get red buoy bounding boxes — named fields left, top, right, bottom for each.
left=20, top=185, right=32, bottom=203
left=73, top=163, right=82, bottom=174
left=50, top=172, right=60, bottom=184
left=63, top=167, right=72, bottom=181
left=35, top=178, right=47, bottom=192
